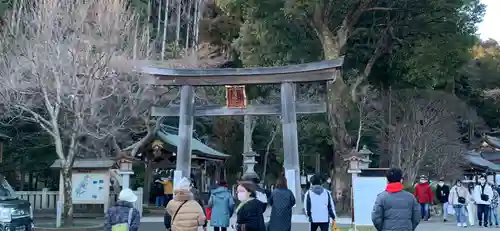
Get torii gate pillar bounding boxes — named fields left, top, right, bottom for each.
left=174, top=85, right=195, bottom=185
left=281, top=82, right=303, bottom=212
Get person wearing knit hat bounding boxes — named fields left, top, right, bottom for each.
left=119, top=188, right=138, bottom=203
left=104, top=188, right=140, bottom=231
left=174, top=177, right=192, bottom=191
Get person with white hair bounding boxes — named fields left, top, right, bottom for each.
left=165, top=177, right=206, bottom=231
left=104, top=188, right=140, bottom=231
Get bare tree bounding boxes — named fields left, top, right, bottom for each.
left=365, top=90, right=473, bottom=183
left=260, top=116, right=280, bottom=183
left=0, top=0, right=155, bottom=226
left=355, top=86, right=369, bottom=150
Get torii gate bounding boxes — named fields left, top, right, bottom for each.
left=140, top=57, right=344, bottom=211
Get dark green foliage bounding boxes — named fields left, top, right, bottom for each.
left=0, top=120, right=57, bottom=190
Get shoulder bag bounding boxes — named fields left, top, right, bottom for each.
left=172, top=201, right=188, bottom=222
left=456, top=188, right=466, bottom=204
left=480, top=185, right=490, bottom=201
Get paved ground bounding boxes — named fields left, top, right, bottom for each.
left=34, top=212, right=497, bottom=231
left=138, top=219, right=497, bottom=231
left=33, top=218, right=496, bottom=231
left=139, top=222, right=311, bottom=231
left=139, top=221, right=495, bottom=231
left=416, top=220, right=498, bottom=231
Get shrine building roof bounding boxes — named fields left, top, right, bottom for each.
left=484, top=135, right=500, bottom=148
left=155, top=130, right=228, bottom=160
left=463, top=150, right=500, bottom=171
left=123, top=125, right=229, bottom=160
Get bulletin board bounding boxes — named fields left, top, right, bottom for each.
left=71, top=171, right=110, bottom=204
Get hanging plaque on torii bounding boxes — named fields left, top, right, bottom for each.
left=225, top=85, right=247, bottom=108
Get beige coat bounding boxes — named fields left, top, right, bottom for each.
left=166, top=189, right=206, bottom=231
left=448, top=185, right=470, bottom=205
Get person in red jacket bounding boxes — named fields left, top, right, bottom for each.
left=414, top=175, right=434, bottom=221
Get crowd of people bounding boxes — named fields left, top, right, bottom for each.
left=371, top=168, right=500, bottom=230
left=412, top=174, right=499, bottom=228
left=102, top=173, right=336, bottom=231
left=101, top=168, right=500, bottom=231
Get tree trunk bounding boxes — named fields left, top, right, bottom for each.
left=387, top=86, right=393, bottom=166
left=28, top=172, right=33, bottom=190
left=143, top=158, right=153, bottom=203
left=262, top=127, right=278, bottom=184
left=175, top=0, right=181, bottom=50
left=34, top=174, right=39, bottom=190
left=156, top=0, right=162, bottom=40
left=160, top=0, right=170, bottom=60
left=185, top=0, right=193, bottom=49
left=380, top=87, right=391, bottom=167
left=312, top=16, right=353, bottom=214
left=61, top=166, right=73, bottom=227
left=19, top=171, right=25, bottom=191
left=109, top=171, right=122, bottom=193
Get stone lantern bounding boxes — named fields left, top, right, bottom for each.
left=116, top=153, right=135, bottom=189
left=345, top=155, right=364, bottom=174
left=344, top=149, right=371, bottom=174
left=241, top=150, right=260, bottom=181
left=358, top=145, right=373, bottom=169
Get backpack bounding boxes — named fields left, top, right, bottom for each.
left=111, top=208, right=134, bottom=231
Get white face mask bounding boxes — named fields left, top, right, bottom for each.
left=237, top=192, right=249, bottom=201
left=479, top=179, right=486, bottom=184
left=438, top=182, right=444, bottom=186
left=420, top=179, right=426, bottom=183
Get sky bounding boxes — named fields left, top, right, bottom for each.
left=478, top=0, right=500, bottom=41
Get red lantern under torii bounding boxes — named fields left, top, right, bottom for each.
left=225, top=85, right=247, bottom=108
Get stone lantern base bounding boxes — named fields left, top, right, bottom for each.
left=240, top=172, right=260, bottom=182
left=241, top=150, right=260, bottom=183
